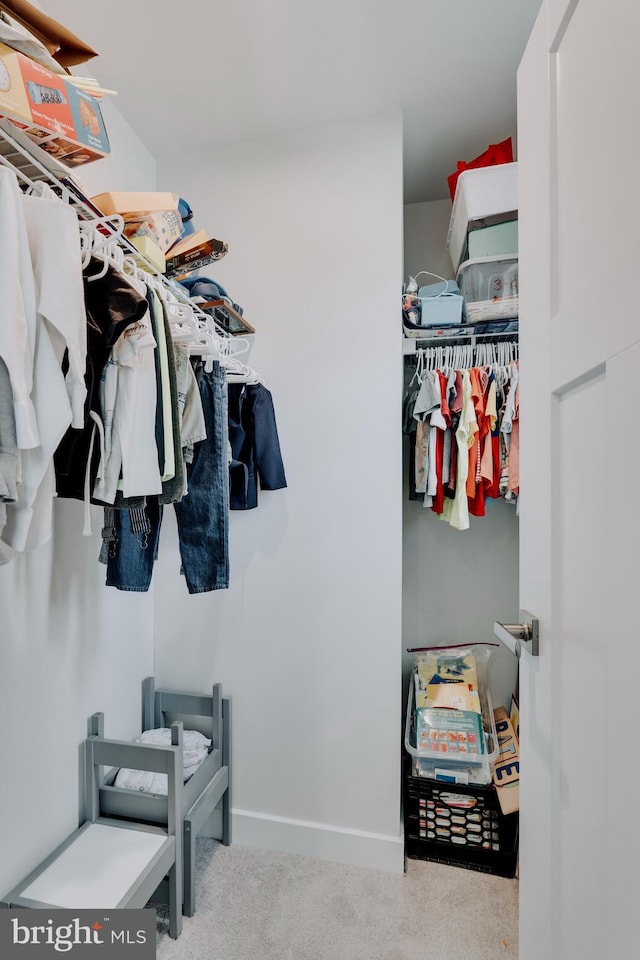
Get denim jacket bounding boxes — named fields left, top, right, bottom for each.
left=228, top=383, right=287, bottom=509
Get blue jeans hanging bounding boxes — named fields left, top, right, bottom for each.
left=105, top=362, right=229, bottom=593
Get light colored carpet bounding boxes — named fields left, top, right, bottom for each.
left=155, top=839, right=518, bottom=960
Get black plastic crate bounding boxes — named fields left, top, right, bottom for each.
left=404, top=771, right=518, bottom=878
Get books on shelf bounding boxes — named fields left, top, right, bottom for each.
left=166, top=237, right=228, bottom=279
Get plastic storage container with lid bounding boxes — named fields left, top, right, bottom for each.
left=457, top=254, right=519, bottom=323
left=446, top=162, right=518, bottom=272
left=467, top=219, right=518, bottom=260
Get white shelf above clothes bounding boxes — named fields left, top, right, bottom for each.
left=403, top=321, right=519, bottom=356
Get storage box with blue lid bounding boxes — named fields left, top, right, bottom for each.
left=403, top=274, right=464, bottom=337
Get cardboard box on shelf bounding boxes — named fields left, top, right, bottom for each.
left=0, top=41, right=109, bottom=164
left=0, top=0, right=98, bottom=68
left=91, top=191, right=179, bottom=218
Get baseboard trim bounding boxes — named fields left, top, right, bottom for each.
left=231, top=808, right=404, bottom=874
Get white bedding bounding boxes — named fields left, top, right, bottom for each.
left=113, top=727, right=212, bottom=796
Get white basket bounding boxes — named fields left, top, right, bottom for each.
left=447, top=163, right=518, bottom=273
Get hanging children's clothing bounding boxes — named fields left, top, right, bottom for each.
left=104, top=361, right=230, bottom=594
left=0, top=169, right=38, bottom=450
left=228, top=382, right=287, bottom=510
left=0, top=159, right=287, bottom=591
left=0, top=172, right=87, bottom=552
left=403, top=343, right=519, bottom=530
left=53, top=258, right=149, bottom=504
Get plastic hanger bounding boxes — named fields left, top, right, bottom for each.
left=25, top=180, right=57, bottom=200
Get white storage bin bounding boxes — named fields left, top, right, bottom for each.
left=457, top=254, right=519, bottom=323
left=447, top=162, right=518, bottom=272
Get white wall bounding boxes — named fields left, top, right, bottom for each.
left=403, top=198, right=454, bottom=283
left=0, top=109, right=156, bottom=895
left=402, top=200, right=519, bottom=710
left=71, top=96, right=156, bottom=196
left=154, top=114, right=404, bottom=872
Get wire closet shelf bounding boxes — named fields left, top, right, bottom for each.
left=0, top=120, right=232, bottom=339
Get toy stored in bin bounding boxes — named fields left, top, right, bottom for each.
left=417, top=278, right=463, bottom=326
left=457, top=254, right=519, bottom=323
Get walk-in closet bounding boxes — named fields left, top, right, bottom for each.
left=0, top=0, right=634, bottom=958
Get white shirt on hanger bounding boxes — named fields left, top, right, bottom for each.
left=21, top=194, right=87, bottom=428
left=440, top=369, right=477, bottom=531
left=93, top=314, right=162, bottom=504
left=2, top=189, right=87, bottom=551
left=0, top=169, right=39, bottom=449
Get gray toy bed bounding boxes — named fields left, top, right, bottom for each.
left=1, top=722, right=185, bottom=939
left=94, top=676, right=231, bottom=918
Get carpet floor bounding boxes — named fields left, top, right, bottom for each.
left=155, top=840, right=518, bottom=960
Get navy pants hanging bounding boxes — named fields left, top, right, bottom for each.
left=105, top=362, right=230, bottom=593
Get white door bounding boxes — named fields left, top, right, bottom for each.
left=517, top=2, right=640, bottom=958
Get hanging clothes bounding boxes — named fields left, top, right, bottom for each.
left=53, top=258, right=148, bottom=504
left=104, top=361, right=230, bottom=594
left=0, top=166, right=285, bottom=591
left=1, top=179, right=87, bottom=552
left=403, top=343, right=519, bottom=529
left=228, top=383, right=287, bottom=510
left=0, top=169, right=38, bottom=451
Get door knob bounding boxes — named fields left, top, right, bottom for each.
left=494, top=611, right=540, bottom=658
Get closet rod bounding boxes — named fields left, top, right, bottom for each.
left=403, top=330, right=518, bottom=355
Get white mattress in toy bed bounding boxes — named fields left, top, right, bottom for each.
left=114, top=728, right=211, bottom=795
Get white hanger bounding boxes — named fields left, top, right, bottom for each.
left=167, top=300, right=199, bottom=340
left=224, top=356, right=262, bottom=384
left=82, top=217, right=127, bottom=281
left=26, top=180, right=57, bottom=200
left=187, top=325, right=221, bottom=373
left=410, top=349, right=422, bottom=386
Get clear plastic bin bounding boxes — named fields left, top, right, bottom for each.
left=404, top=674, right=498, bottom=785
left=457, top=254, right=519, bottom=323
